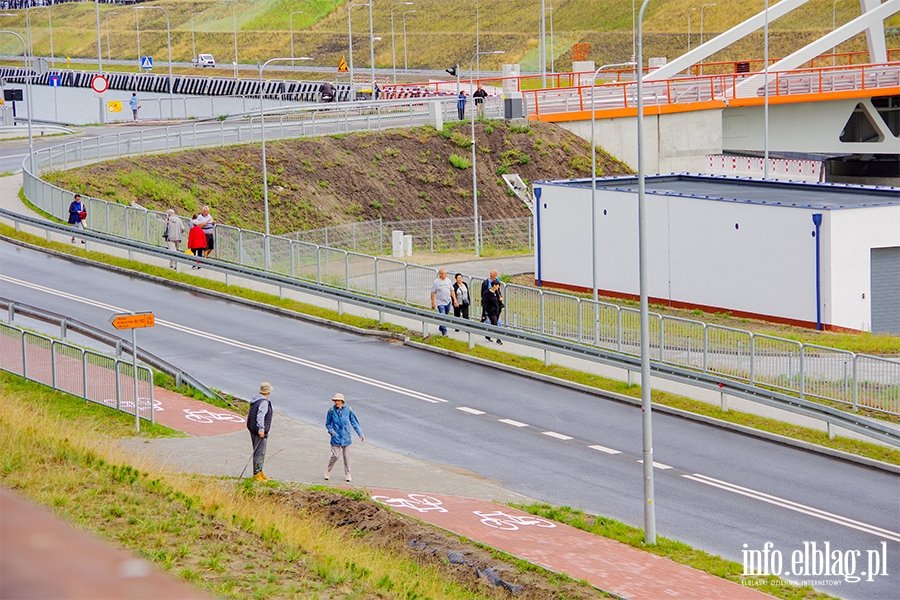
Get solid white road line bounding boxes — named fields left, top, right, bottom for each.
left=683, top=473, right=900, bottom=543
left=0, top=275, right=448, bottom=404
left=498, top=418, right=529, bottom=427
left=542, top=431, right=573, bottom=440
left=456, top=406, right=486, bottom=415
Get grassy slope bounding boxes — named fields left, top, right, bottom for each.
left=2, top=0, right=897, bottom=73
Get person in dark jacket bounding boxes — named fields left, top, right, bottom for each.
left=482, top=279, right=504, bottom=345
left=68, top=194, right=85, bottom=244
left=452, top=273, right=470, bottom=330
left=247, top=382, right=274, bottom=481
left=456, top=90, right=467, bottom=120
left=320, top=81, right=335, bottom=102
left=324, top=393, right=364, bottom=482
left=472, top=84, right=488, bottom=119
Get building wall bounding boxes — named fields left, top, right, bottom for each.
left=829, top=206, right=900, bottom=331
left=535, top=182, right=900, bottom=331
left=558, top=110, right=722, bottom=175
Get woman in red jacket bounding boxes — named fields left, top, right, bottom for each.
left=187, top=214, right=207, bottom=269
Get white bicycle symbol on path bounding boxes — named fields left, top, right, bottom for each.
left=371, top=494, right=449, bottom=513
left=473, top=511, right=556, bottom=531
left=182, top=409, right=245, bottom=424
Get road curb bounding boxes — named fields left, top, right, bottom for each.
left=406, top=340, right=900, bottom=475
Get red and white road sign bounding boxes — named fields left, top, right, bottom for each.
left=90, top=75, right=109, bottom=94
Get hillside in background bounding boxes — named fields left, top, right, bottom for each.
left=1, top=0, right=896, bottom=78
left=43, top=120, right=630, bottom=234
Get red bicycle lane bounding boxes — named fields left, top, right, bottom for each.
left=367, top=489, right=772, bottom=600
left=152, top=387, right=246, bottom=437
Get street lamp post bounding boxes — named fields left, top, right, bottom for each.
left=699, top=3, right=716, bottom=45
left=95, top=0, right=102, bottom=72
left=258, top=56, right=312, bottom=263
left=469, top=49, right=504, bottom=257
left=368, top=0, right=376, bottom=98
left=832, top=0, right=841, bottom=65
left=0, top=30, right=34, bottom=172
left=347, top=3, right=370, bottom=98
left=540, top=0, right=546, bottom=88
left=687, top=7, right=696, bottom=52
left=637, top=0, right=657, bottom=546
left=391, top=2, right=413, bottom=85
left=290, top=11, right=303, bottom=67
left=231, top=0, right=239, bottom=78
left=590, top=61, right=636, bottom=313
left=106, top=11, right=118, bottom=62
left=764, top=0, right=769, bottom=179
left=549, top=0, right=554, bottom=74
left=135, top=6, right=173, bottom=120
left=134, top=8, right=141, bottom=68
left=402, top=10, right=416, bottom=73
left=190, top=12, right=202, bottom=64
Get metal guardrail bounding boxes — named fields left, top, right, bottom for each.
left=0, top=297, right=224, bottom=405
left=0, top=320, right=155, bottom=426
left=14, top=100, right=900, bottom=418
left=2, top=209, right=899, bottom=449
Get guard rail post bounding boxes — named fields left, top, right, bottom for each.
left=852, top=355, right=859, bottom=411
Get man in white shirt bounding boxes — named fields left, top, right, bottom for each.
left=430, top=269, right=456, bottom=336
left=195, top=205, right=216, bottom=257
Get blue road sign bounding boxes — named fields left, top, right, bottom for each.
left=49, top=75, right=61, bottom=87
left=140, top=56, right=153, bottom=70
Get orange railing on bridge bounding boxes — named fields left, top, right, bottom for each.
left=690, top=48, right=900, bottom=76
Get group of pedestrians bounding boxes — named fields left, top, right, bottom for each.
left=431, top=268, right=504, bottom=344
left=160, top=205, right=217, bottom=269
left=246, top=383, right=364, bottom=483
left=456, top=84, right=489, bottom=120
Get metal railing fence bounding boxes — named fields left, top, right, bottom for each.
left=19, top=109, right=900, bottom=417
left=0, top=322, right=154, bottom=424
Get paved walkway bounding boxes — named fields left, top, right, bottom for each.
left=124, top=388, right=771, bottom=600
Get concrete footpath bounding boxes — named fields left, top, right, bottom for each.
left=126, top=389, right=771, bottom=600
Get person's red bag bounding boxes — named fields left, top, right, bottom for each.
left=78, top=210, right=87, bottom=220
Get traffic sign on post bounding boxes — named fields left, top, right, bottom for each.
left=49, top=75, right=61, bottom=87
left=90, top=75, right=109, bottom=94
left=141, top=56, right=153, bottom=70
left=109, top=312, right=155, bottom=330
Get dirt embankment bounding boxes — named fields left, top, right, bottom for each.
left=46, top=121, right=631, bottom=235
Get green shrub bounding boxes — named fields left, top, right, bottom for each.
left=449, top=154, right=471, bottom=169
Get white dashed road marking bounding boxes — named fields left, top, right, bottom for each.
left=456, top=406, right=486, bottom=415
left=498, top=418, right=529, bottom=427
left=637, top=460, right=673, bottom=470
left=542, top=431, right=573, bottom=440
left=588, top=444, right=622, bottom=455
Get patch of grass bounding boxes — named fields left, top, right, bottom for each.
left=449, top=154, right=471, bottom=169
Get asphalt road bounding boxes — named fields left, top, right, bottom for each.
left=1, top=241, right=899, bottom=600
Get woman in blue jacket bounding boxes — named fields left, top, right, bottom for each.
left=324, top=393, right=364, bottom=482
left=457, top=90, right=467, bottom=120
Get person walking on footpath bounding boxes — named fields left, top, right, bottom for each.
left=473, top=84, right=488, bottom=119
left=480, top=268, right=499, bottom=322
left=163, top=209, right=185, bottom=269
left=187, top=214, right=207, bottom=268
left=482, top=278, right=504, bottom=345
left=195, top=205, right=216, bottom=258
left=452, top=272, right=470, bottom=331
left=456, top=90, right=467, bottom=120
left=324, top=393, right=364, bottom=482
left=430, top=268, right=456, bottom=336
left=68, top=194, right=86, bottom=244
left=247, top=382, right=274, bottom=481
left=129, top=92, right=140, bottom=122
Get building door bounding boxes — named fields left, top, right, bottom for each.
left=871, top=247, right=900, bottom=334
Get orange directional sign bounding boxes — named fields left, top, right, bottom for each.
left=109, top=312, right=155, bottom=330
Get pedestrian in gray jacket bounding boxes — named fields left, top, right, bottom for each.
left=163, top=209, right=185, bottom=269
left=324, top=393, right=364, bottom=482
left=247, top=382, right=274, bottom=481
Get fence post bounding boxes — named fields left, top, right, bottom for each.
left=316, top=248, right=322, bottom=284
left=81, top=350, right=87, bottom=400
left=50, top=340, right=57, bottom=390
left=539, top=291, right=545, bottom=334
left=616, top=307, right=622, bottom=353
left=345, top=252, right=350, bottom=290
left=374, top=258, right=380, bottom=298
left=799, top=347, right=805, bottom=399
left=21, top=332, right=27, bottom=382
left=430, top=219, right=434, bottom=254
left=659, top=317, right=665, bottom=363
left=576, top=299, right=583, bottom=344
left=379, top=218, right=383, bottom=255
left=703, top=324, right=708, bottom=372
left=852, top=355, right=858, bottom=412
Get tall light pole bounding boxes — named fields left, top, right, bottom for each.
left=26, top=5, right=54, bottom=68
left=0, top=30, right=33, bottom=172
left=368, top=0, right=376, bottom=98
left=95, top=0, right=103, bottom=72
left=832, top=0, right=840, bottom=65
left=259, top=57, right=312, bottom=256
left=134, top=8, right=141, bottom=68
left=764, top=0, right=769, bottom=179
left=687, top=7, right=696, bottom=52
left=540, top=0, right=546, bottom=88
left=290, top=11, right=303, bottom=67
left=699, top=3, right=715, bottom=45
left=631, top=0, right=636, bottom=62
left=636, top=0, right=657, bottom=546
left=347, top=3, right=370, bottom=97
left=590, top=61, right=636, bottom=310
left=475, top=0, right=480, bottom=75
left=470, top=49, right=504, bottom=257
left=135, top=6, right=173, bottom=120
left=391, top=2, right=413, bottom=85
left=231, top=0, right=239, bottom=78
left=402, top=9, right=416, bottom=73
left=106, top=11, right=118, bottom=62
left=549, top=0, right=554, bottom=74
left=191, top=12, right=202, bottom=63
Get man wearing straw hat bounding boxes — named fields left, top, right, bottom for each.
left=247, top=382, right=274, bottom=481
